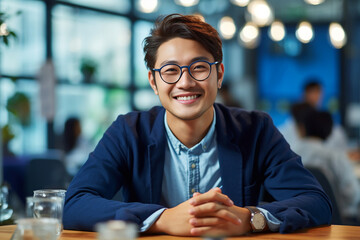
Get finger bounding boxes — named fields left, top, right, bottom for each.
left=190, top=226, right=212, bottom=236
left=189, top=204, right=242, bottom=226
left=216, top=209, right=242, bottom=225
left=189, top=189, right=233, bottom=207
left=213, top=187, right=222, bottom=193
left=189, top=217, right=226, bottom=227
left=190, top=226, right=227, bottom=237
left=193, top=192, right=201, bottom=197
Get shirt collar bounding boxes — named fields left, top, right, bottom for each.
left=164, top=108, right=216, bottom=155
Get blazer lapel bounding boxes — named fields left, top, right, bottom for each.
left=215, top=105, right=244, bottom=206
left=147, top=109, right=167, bottom=204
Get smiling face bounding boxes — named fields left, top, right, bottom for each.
left=148, top=37, right=224, bottom=124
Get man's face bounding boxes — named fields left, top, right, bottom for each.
left=305, top=87, right=322, bottom=108
left=148, top=37, right=224, bottom=122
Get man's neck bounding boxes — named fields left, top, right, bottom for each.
left=166, top=109, right=214, bottom=149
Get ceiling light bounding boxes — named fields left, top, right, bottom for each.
left=304, top=0, right=325, bottom=5
left=137, top=0, right=158, bottom=13
left=239, top=22, right=260, bottom=48
left=296, top=21, right=314, bottom=44
left=247, top=0, right=274, bottom=27
left=175, top=0, right=200, bottom=7
left=219, top=16, right=236, bottom=40
left=269, top=21, right=286, bottom=41
left=230, top=0, right=250, bottom=7
left=329, top=22, right=347, bottom=49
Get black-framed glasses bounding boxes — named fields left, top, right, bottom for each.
left=152, top=60, right=218, bottom=84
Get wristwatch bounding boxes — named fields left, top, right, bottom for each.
left=245, top=206, right=266, bottom=232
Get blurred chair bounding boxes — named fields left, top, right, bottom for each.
left=306, top=166, right=343, bottom=225
left=25, top=158, right=70, bottom=197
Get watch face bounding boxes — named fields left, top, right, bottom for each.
left=252, top=213, right=266, bottom=230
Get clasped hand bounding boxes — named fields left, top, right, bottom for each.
left=148, top=187, right=251, bottom=236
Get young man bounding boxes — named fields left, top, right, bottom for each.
left=63, top=14, right=331, bottom=236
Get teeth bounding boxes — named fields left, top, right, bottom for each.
left=177, top=95, right=198, bottom=101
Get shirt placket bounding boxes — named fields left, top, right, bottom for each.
left=188, top=152, right=200, bottom=199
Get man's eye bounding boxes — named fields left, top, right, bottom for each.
left=162, top=67, right=179, bottom=74
left=192, top=64, right=208, bottom=71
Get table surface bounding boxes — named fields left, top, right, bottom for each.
left=1, top=224, right=360, bottom=240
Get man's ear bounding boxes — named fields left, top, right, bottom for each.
left=217, top=63, right=225, bottom=89
left=148, top=70, right=159, bottom=95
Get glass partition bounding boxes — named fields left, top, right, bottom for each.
left=134, top=20, right=153, bottom=88
left=0, top=78, right=47, bottom=155
left=53, top=5, right=131, bottom=86
left=55, top=85, right=131, bottom=144
left=60, top=0, right=131, bottom=14
left=0, top=0, right=45, bottom=76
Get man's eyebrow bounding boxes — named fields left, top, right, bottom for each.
left=191, top=56, right=211, bottom=62
left=158, top=60, right=178, bottom=66
left=158, top=56, right=211, bottom=67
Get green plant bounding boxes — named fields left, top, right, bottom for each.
left=0, top=10, right=29, bottom=157
left=80, top=57, right=97, bottom=83
left=0, top=11, right=21, bottom=46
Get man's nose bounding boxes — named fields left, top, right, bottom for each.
left=177, top=68, right=196, bottom=87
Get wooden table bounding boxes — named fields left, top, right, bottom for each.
left=1, top=224, right=360, bottom=240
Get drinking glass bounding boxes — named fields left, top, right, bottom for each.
left=26, top=196, right=63, bottom=236
left=16, top=218, right=59, bottom=240
left=33, top=189, right=67, bottom=203
left=96, top=220, right=138, bottom=240
left=33, top=189, right=66, bottom=233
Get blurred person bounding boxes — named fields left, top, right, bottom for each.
left=63, top=14, right=331, bottom=236
left=303, top=80, right=352, bottom=152
left=279, top=102, right=316, bottom=151
left=63, top=117, right=92, bottom=176
left=293, top=109, right=360, bottom=223
left=302, top=80, right=323, bottom=108
left=279, top=80, right=356, bottom=158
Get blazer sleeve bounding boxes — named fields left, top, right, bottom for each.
left=63, top=117, right=164, bottom=231
left=254, top=112, right=332, bottom=233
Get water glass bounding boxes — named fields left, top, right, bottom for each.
left=33, top=189, right=66, bottom=233
left=16, top=218, right=59, bottom=240
left=33, top=189, right=66, bottom=203
left=96, top=220, right=138, bottom=240
left=26, top=196, right=63, bottom=236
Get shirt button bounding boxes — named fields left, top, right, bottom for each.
left=191, top=188, right=196, bottom=193
left=203, top=145, right=207, bottom=149
left=191, top=163, right=196, bottom=169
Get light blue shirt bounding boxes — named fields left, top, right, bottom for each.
left=140, top=109, right=281, bottom=232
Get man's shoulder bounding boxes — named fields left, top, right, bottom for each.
left=115, top=106, right=165, bottom=124
left=106, top=106, right=165, bottom=138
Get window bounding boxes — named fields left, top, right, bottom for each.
left=134, top=20, right=153, bottom=87
left=0, top=78, right=47, bottom=155
left=61, top=0, right=131, bottom=14
left=0, top=0, right=45, bottom=76
left=53, top=5, right=131, bottom=86
left=55, top=85, right=131, bottom=144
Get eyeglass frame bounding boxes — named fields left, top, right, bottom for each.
left=152, top=60, right=219, bottom=84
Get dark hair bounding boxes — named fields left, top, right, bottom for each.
left=303, top=80, right=322, bottom=92
left=143, top=14, right=223, bottom=70
left=290, top=102, right=316, bottom=126
left=64, top=117, right=81, bottom=153
left=304, top=110, right=333, bottom=140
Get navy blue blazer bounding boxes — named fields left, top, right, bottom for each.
left=63, top=103, right=331, bottom=233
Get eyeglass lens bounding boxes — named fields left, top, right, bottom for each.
left=160, top=61, right=212, bottom=83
